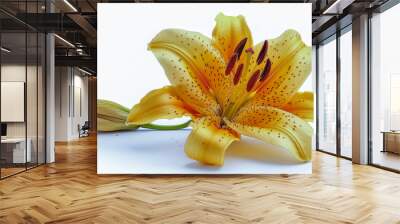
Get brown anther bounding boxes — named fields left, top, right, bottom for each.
left=247, top=70, right=260, bottom=92
left=245, top=47, right=254, bottom=54
left=256, top=40, right=268, bottom=65
left=225, top=53, right=238, bottom=76
left=260, top=59, right=271, bottom=81
left=233, top=64, right=244, bottom=85
left=233, top=38, right=248, bottom=59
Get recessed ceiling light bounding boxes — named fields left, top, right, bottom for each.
left=78, top=67, right=92, bottom=76
left=63, top=0, right=78, bottom=12
left=54, top=34, right=75, bottom=48
left=323, top=0, right=354, bottom=15
left=1, top=47, right=11, bottom=53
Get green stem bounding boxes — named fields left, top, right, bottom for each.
left=140, top=120, right=191, bottom=130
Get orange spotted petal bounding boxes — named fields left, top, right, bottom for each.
left=148, top=28, right=233, bottom=114
left=211, top=13, right=255, bottom=110
left=281, top=91, right=314, bottom=122
left=226, top=105, right=312, bottom=161
left=250, top=29, right=312, bottom=108
left=185, top=116, right=239, bottom=165
left=212, top=12, right=253, bottom=64
left=127, top=86, right=197, bottom=125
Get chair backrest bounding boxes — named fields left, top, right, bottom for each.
left=82, top=121, right=90, bottom=129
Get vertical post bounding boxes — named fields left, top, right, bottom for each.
left=25, top=2, right=28, bottom=170
left=336, top=30, right=341, bottom=157
left=367, top=12, right=373, bottom=165
left=352, top=14, right=369, bottom=164
left=315, top=45, right=320, bottom=151
left=46, top=1, right=55, bottom=163
left=0, top=25, right=2, bottom=179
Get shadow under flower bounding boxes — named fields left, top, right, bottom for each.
left=225, top=136, right=304, bottom=165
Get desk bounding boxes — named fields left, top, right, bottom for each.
left=1, top=138, right=31, bottom=163
left=381, top=131, right=400, bottom=154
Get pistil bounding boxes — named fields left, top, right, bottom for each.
left=245, top=47, right=254, bottom=54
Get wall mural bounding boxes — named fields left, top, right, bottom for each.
left=97, top=3, right=313, bottom=174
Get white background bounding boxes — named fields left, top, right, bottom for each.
left=98, top=3, right=312, bottom=109
left=97, top=3, right=312, bottom=174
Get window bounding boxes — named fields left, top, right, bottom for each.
left=0, top=1, right=47, bottom=179
left=317, top=37, right=337, bottom=154
left=340, top=29, right=352, bottom=158
left=370, top=3, right=400, bottom=171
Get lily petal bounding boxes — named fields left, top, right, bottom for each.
left=98, top=99, right=130, bottom=122
left=251, top=30, right=312, bottom=108
left=211, top=13, right=255, bottom=110
left=97, top=99, right=138, bottom=132
left=226, top=105, right=312, bottom=161
left=149, top=29, right=232, bottom=112
left=212, top=12, right=253, bottom=63
left=282, top=91, right=314, bottom=122
left=185, top=117, right=239, bottom=165
left=98, top=117, right=138, bottom=132
left=127, top=86, right=197, bottom=125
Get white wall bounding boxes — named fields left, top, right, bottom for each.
left=55, top=66, right=69, bottom=141
left=55, top=67, right=89, bottom=141
left=1, top=65, right=26, bottom=139
left=1, top=65, right=42, bottom=137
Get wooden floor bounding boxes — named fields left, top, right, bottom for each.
left=1, top=135, right=400, bottom=224
left=373, top=151, right=400, bottom=171
left=1, top=167, right=26, bottom=178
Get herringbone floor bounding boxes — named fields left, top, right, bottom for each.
left=0, top=135, right=400, bottom=224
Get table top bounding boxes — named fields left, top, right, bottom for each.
left=1, top=138, right=27, bottom=143
left=381, top=131, right=400, bottom=134
left=98, top=129, right=312, bottom=175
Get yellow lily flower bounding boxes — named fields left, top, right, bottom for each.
left=127, top=13, right=313, bottom=166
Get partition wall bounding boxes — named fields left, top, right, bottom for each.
left=0, top=1, right=47, bottom=179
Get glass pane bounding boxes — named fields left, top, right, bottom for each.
left=1, top=32, right=27, bottom=177
left=27, top=31, right=38, bottom=169
left=318, top=38, right=337, bottom=154
left=340, top=30, right=352, bottom=158
left=371, top=4, right=400, bottom=171
left=38, top=33, right=45, bottom=165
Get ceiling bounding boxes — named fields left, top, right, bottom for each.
left=0, top=0, right=394, bottom=74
